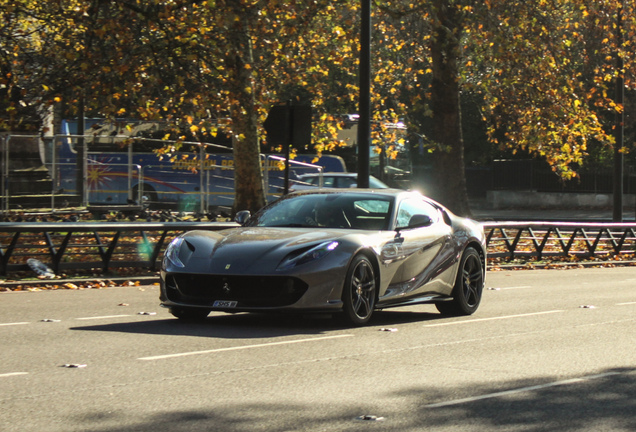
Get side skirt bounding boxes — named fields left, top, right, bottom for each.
left=375, top=293, right=452, bottom=310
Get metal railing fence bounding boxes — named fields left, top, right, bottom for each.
left=489, top=159, right=636, bottom=195
left=0, top=134, right=323, bottom=213
left=0, top=221, right=237, bottom=276
left=482, top=222, right=636, bottom=261
left=1, top=221, right=635, bottom=278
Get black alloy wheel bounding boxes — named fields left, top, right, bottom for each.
left=436, top=247, right=484, bottom=316
left=341, top=254, right=377, bottom=325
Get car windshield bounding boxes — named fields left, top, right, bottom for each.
left=251, top=193, right=393, bottom=230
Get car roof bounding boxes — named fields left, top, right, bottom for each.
left=288, top=187, right=414, bottom=199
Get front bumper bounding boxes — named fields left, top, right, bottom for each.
left=160, top=269, right=346, bottom=313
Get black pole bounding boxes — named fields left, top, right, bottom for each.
left=283, top=101, right=292, bottom=195
left=76, top=93, right=85, bottom=207
left=613, top=1, right=624, bottom=222
left=357, top=0, right=371, bottom=188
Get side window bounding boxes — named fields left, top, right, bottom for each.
left=395, top=198, right=439, bottom=229
left=336, top=177, right=356, bottom=188
left=323, top=177, right=335, bottom=187
left=353, top=199, right=390, bottom=214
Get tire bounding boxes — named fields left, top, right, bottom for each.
left=169, top=307, right=210, bottom=322
left=436, top=247, right=484, bottom=316
left=133, top=184, right=157, bottom=207
left=341, top=254, right=377, bottom=326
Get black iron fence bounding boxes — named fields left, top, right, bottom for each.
left=1, top=221, right=635, bottom=278
left=488, top=160, right=636, bottom=195
left=482, top=222, right=636, bottom=261
left=0, top=221, right=236, bottom=276
left=412, top=161, right=636, bottom=200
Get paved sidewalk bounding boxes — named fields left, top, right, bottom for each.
left=0, top=275, right=160, bottom=290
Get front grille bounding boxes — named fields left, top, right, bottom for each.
left=165, top=273, right=309, bottom=308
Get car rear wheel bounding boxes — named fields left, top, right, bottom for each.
left=169, top=307, right=210, bottom=322
left=341, top=254, right=377, bottom=326
left=436, top=247, right=483, bottom=316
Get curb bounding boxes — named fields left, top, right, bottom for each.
left=0, top=275, right=160, bottom=290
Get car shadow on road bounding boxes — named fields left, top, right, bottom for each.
left=70, top=307, right=446, bottom=339
left=77, top=366, right=636, bottom=432
left=370, top=309, right=445, bottom=326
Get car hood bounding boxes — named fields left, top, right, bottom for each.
left=176, top=227, right=354, bottom=274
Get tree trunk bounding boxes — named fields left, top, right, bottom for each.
left=430, top=0, right=471, bottom=216
left=231, top=98, right=266, bottom=214
left=226, top=26, right=267, bottom=215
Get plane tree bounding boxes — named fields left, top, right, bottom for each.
left=4, top=0, right=635, bottom=216
left=369, top=0, right=635, bottom=214
left=0, top=0, right=66, bottom=131
left=2, top=0, right=351, bottom=213
left=471, top=0, right=636, bottom=179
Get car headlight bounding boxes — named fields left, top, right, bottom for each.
left=163, top=237, right=186, bottom=268
left=277, top=241, right=339, bottom=271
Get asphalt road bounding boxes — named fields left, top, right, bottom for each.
left=1, top=268, right=635, bottom=432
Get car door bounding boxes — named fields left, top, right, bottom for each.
left=386, top=197, right=456, bottom=298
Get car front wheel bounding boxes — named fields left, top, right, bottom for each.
left=341, top=254, right=377, bottom=326
left=436, top=247, right=484, bottom=316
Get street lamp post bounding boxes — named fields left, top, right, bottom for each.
left=357, top=0, right=371, bottom=188
left=613, top=0, right=625, bottom=222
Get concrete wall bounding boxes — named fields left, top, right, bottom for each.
left=486, top=190, right=636, bottom=209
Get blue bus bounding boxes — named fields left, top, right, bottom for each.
left=55, top=119, right=347, bottom=212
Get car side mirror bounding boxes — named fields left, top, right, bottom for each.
left=235, top=210, right=251, bottom=225
left=408, top=214, right=433, bottom=229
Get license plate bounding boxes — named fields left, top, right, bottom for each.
left=213, top=300, right=238, bottom=308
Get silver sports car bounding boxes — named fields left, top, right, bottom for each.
left=160, top=189, right=486, bottom=325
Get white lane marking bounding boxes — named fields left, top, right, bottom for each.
left=0, top=322, right=29, bottom=327
left=496, top=286, right=532, bottom=290
left=424, top=310, right=565, bottom=327
left=138, top=334, right=355, bottom=361
left=75, top=315, right=132, bottom=321
left=0, top=372, right=29, bottom=378
left=425, top=372, right=620, bottom=408
left=617, top=301, right=636, bottom=306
